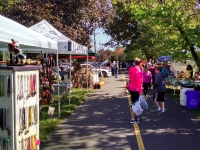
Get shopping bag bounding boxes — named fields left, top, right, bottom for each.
left=131, top=100, right=143, bottom=116
left=139, top=95, right=148, bottom=109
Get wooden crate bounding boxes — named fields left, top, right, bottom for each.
left=94, top=81, right=105, bottom=89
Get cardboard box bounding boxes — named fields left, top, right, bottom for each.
left=94, top=81, right=105, bottom=89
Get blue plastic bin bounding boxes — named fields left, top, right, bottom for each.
left=185, top=90, right=200, bottom=109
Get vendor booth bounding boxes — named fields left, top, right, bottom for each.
left=29, top=20, right=88, bottom=83
left=0, top=15, right=57, bottom=52
left=157, top=56, right=171, bottom=62
left=0, top=15, right=58, bottom=150
left=165, top=57, right=200, bottom=109
left=29, top=20, right=89, bottom=115
left=29, top=20, right=87, bottom=55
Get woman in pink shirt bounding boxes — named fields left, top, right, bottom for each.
left=143, top=65, right=152, bottom=97
left=128, top=58, right=143, bottom=124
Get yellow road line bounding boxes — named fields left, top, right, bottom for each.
left=122, top=74, right=145, bottom=150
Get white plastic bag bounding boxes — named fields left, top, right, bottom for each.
left=139, top=95, right=148, bottom=109
left=132, top=100, right=143, bottom=116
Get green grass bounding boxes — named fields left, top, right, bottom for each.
left=166, top=86, right=200, bottom=117
left=39, top=118, right=62, bottom=142
left=39, top=88, right=91, bottom=143
left=166, top=86, right=180, bottom=101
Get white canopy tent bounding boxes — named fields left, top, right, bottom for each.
left=30, top=20, right=88, bottom=117
left=29, top=20, right=88, bottom=55
left=0, top=15, right=57, bottom=52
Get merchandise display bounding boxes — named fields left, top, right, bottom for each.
left=0, top=66, right=41, bottom=150
left=7, top=39, right=26, bottom=65
left=39, top=52, right=55, bottom=105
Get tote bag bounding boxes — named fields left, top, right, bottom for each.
left=139, top=95, right=148, bottom=109
left=131, top=100, right=143, bottom=116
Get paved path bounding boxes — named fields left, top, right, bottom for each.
left=41, top=73, right=200, bottom=150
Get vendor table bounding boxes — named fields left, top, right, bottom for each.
left=167, top=76, right=200, bottom=93
left=167, top=76, right=181, bottom=94
left=53, top=83, right=70, bottom=95
left=53, top=83, right=70, bottom=117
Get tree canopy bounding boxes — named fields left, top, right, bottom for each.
left=118, top=0, right=200, bottom=69
left=1, top=0, right=114, bottom=48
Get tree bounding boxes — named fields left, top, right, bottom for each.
left=121, top=0, right=200, bottom=70
left=104, top=0, right=139, bottom=48
left=0, top=0, right=18, bottom=12
left=125, top=49, right=146, bottom=62
left=96, top=49, right=113, bottom=62
left=104, top=0, right=155, bottom=60
left=111, top=47, right=126, bottom=62
left=125, top=22, right=165, bottom=61
left=2, top=0, right=114, bottom=48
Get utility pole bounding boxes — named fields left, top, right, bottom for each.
left=93, top=29, right=99, bottom=53
left=98, top=41, right=102, bottom=50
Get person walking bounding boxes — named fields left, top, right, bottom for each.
left=128, top=58, right=143, bottom=124
left=162, top=62, right=169, bottom=79
left=146, top=59, right=152, bottom=68
left=149, top=63, right=156, bottom=89
left=153, top=66, right=166, bottom=115
left=143, top=65, right=152, bottom=98
left=114, top=61, right=119, bottom=78
left=111, top=61, right=115, bottom=76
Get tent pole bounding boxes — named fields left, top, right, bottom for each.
left=56, top=49, right=59, bottom=73
left=56, top=49, right=61, bottom=118
left=69, top=52, right=72, bottom=105
left=87, top=52, right=88, bottom=92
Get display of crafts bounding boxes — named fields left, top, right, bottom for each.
left=39, top=53, right=55, bottom=105
left=7, top=39, right=26, bottom=64
left=0, top=74, right=11, bottom=97
left=0, top=70, right=40, bottom=150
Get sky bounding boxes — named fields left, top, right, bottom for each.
left=90, top=28, right=114, bottom=51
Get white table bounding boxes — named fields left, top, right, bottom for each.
left=53, top=83, right=70, bottom=117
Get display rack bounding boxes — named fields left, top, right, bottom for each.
left=0, top=65, right=41, bottom=150
left=39, top=52, right=55, bottom=105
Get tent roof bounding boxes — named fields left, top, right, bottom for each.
left=0, top=15, right=57, bottom=51
left=30, top=20, right=70, bottom=43
left=30, top=20, right=88, bottom=55
left=157, top=56, right=171, bottom=62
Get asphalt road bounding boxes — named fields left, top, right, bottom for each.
left=41, top=72, right=200, bottom=150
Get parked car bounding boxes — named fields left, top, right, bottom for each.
left=81, top=63, right=111, bottom=77
left=100, top=60, right=109, bottom=67
left=97, top=60, right=112, bottom=73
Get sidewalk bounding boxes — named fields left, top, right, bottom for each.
left=41, top=73, right=200, bottom=150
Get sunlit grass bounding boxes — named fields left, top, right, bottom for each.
left=39, top=118, right=62, bottom=142
left=39, top=88, right=91, bottom=143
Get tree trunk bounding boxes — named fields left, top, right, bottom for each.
left=177, top=25, right=200, bottom=71
left=190, top=46, right=200, bottom=71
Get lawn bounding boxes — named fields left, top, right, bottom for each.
left=39, top=88, right=91, bottom=143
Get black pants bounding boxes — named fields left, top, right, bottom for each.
left=152, top=76, right=155, bottom=88
left=129, top=91, right=140, bottom=103
left=143, top=82, right=151, bottom=96
left=112, top=68, right=114, bottom=76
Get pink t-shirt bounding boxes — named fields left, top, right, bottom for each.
left=128, top=66, right=143, bottom=93
left=143, top=71, right=152, bottom=83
